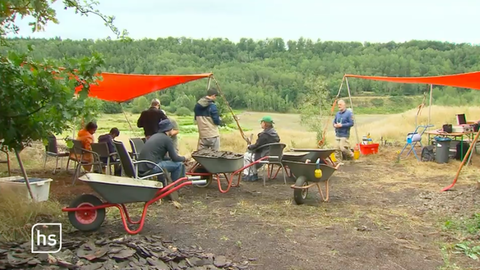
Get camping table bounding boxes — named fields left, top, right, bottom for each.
left=425, top=130, right=475, bottom=165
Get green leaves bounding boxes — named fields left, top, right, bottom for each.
left=0, top=50, right=104, bottom=150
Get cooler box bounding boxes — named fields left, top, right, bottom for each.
left=359, top=143, right=379, bottom=155
left=0, top=176, right=53, bottom=202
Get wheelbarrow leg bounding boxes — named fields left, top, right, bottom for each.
left=315, top=180, right=330, bottom=202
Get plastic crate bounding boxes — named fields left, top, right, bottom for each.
left=359, top=143, right=379, bottom=155
left=0, top=176, right=53, bottom=202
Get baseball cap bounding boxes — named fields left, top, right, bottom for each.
left=260, top=116, right=274, bottom=124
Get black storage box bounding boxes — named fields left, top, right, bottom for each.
left=443, top=124, right=453, bottom=133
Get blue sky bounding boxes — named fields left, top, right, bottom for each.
left=9, top=0, right=480, bottom=44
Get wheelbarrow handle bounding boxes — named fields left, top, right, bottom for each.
left=187, top=175, right=202, bottom=180
left=192, top=179, right=208, bottom=185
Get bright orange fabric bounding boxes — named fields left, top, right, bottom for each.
left=70, top=128, right=95, bottom=170
left=345, top=71, right=480, bottom=90
left=75, top=73, right=213, bottom=102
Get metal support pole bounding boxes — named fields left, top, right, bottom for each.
left=345, top=77, right=360, bottom=147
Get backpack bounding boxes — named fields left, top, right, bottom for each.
left=421, top=145, right=435, bottom=162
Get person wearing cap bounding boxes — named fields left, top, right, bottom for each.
left=137, top=98, right=168, bottom=140
left=194, top=88, right=225, bottom=151
left=137, top=119, right=189, bottom=184
left=242, top=116, right=280, bottom=182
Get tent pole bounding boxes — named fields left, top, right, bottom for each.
left=428, top=84, right=433, bottom=144
left=207, top=74, right=212, bottom=90
left=120, top=103, right=135, bottom=136
left=345, top=77, right=360, bottom=147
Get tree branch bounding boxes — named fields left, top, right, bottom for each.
left=4, top=105, right=46, bottom=118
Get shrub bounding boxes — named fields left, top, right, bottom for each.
left=102, top=101, right=123, bottom=114
left=175, top=107, right=192, bottom=116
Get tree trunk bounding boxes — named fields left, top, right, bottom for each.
left=15, top=149, right=36, bottom=202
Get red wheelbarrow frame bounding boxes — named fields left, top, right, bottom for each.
left=62, top=176, right=202, bottom=235
left=186, top=156, right=269, bottom=193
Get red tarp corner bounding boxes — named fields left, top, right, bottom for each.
left=344, top=71, right=480, bottom=90
left=75, top=72, right=213, bottom=102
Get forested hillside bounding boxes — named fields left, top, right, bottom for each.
left=4, top=37, right=480, bottom=113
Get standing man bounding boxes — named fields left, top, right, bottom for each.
left=137, top=98, right=167, bottom=140
left=333, top=100, right=354, bottom=160
left=194, top=88, right=224, bottom=151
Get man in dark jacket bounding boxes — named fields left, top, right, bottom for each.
left=137, top=98, right=167, bottom=140
left=193, top=88, right=225, bottom=151
left=97, top=127, right=121, bottom=176
left=137, top=119, right=189, bottom=183
left=242, top=116, right=280, bottom=181
left=333, top=99, right=354, bottom=160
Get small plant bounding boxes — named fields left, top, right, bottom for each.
left=454, top=242, right=480, bottom=260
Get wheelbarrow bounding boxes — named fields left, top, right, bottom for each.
left=282, top=149, right=338, bottom=179
left=62, top=173, right=206, bottom=234
left=187, top=152, right=269, bottom=193
left=282, top=160, right=340, bottom=205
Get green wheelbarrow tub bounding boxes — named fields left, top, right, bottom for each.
left=282, top=151, right=309, bottom=162
left=290, top=148, right=336, bottom=162
left=78, top=173, right=163, bottom=204
left=282, top=161, right=337, bottom=182
left=192, top=155, right=244, bottom=174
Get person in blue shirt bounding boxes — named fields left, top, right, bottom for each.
left=98, top=127, right=122, bottom=176
left=333, top=100, right=354, bottom=160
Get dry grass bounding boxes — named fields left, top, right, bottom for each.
left=0, top=188, right=65, bottom=242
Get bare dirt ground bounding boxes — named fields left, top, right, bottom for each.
left=22, top=146, right=480, bottom=270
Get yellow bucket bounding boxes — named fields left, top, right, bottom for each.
left=353, top=149, right=360, bottom=160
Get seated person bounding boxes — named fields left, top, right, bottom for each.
left=243, top=116, right=280, bottom=181
left=70, top=121, right=97, bottom=171
left=137, top=119, right=189, bottom=185
left=98, top=127, right=122, bottom=176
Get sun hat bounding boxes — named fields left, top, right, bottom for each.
left=158, top=119, right=174, bottom=133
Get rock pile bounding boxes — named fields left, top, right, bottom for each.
left=0, top=235, right=250, bottom=270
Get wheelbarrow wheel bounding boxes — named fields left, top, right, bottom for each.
left=68, top=194, right=106, bottom=232
left=293, top=176, right=308, bottom=205
left=192, top=166, right=212, bottom=188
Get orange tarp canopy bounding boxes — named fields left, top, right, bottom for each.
left=345, top=71, right=480, bottom=90
left=75, top=72, right=213, bottom=102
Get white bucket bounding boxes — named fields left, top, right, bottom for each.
left=0, top=176, right=53, bottom=202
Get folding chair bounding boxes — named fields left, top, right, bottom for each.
left=43, top=134, right=71, bottom=174
left=91, top=143, right=121, bottom=175
left=398, top=124, right=434, bottom=161
left=129, top=138, right=145, bottom=160
left=70, top=140, right=103, bottom=185
left=114, top=141, right=170, bottom=182
left=256, top=143, right=287, bottom=186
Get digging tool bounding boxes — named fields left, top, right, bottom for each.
left=212, top=76, right=250, bottom=144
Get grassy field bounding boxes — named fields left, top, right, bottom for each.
left=4, top=105, right=480, bottom=170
